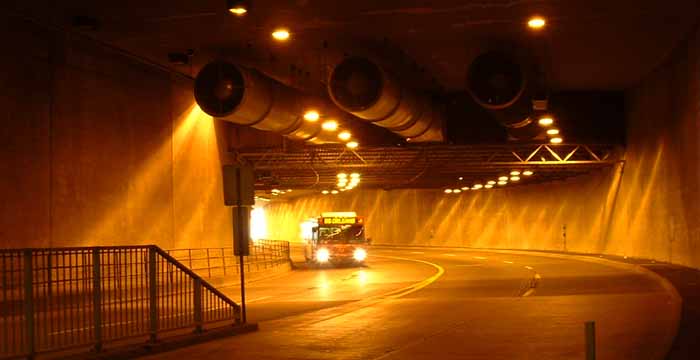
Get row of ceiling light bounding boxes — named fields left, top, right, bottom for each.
left=537, top=115, right=563, bottom=144
left=321, top=172, right=361, bottom=194
left=444, top=170, right=534, bottom=194
left=303, top=110, right=359, bottom=149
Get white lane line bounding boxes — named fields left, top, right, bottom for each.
left=521, top=288, right=536, bottom=297
left=444, top=253, right=456, bottom=257
left=524, top=266, right=533, bottom=270
left=410, top=251, right=424, bottom=254
left=472, top=256, right=488, bottom=260
left=503, top=260, right=514, bottom=264
left=456, top=264, right=482, bottom=267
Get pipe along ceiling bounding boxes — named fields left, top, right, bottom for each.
left=194, top=50, right=547, bottom=143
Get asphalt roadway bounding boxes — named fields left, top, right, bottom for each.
left=144, top=247, right=681, bottom=360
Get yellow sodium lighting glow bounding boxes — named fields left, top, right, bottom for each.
left=498, top=176, right=509, bottom=181
left=523, top=170, right=534, bottom=176
left=322, top=120, right=338, bottom=131
left=550, top=137, right=563, bottom=144
left=338, top=131, right=352, bottom=141
left=272, top=29, right=290, bottom=41
left=538, top=116, right=554, bottom=126
left=250, top=207, right=267, bottom=241
left=303, top=110, right=319, bottom=122
left=510, top=170, right=520, bottom=176
left=444, top=189, right=453, bottom=194
left=229, top=7, right=247, bottom=15
left=527, top=17, right=546, bottom=29
left=510, top=176, right=521, bottom=181
left=546, top=128, right=560, bottom=135
left=346, top=141, right=359, bottom=149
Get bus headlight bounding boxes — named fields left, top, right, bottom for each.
left=316, top=248, right=330, bottom=263
left=353, top=248, right=367, bottom=262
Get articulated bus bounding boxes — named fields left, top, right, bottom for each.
left=303, top=212, right=369, bottom=265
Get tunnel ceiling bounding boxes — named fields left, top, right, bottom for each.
left=4, top=0, right=695, bottom=192
left=6, top=0, right=699, bottom=91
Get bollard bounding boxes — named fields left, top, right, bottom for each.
left=585, top=321, right=596, bottom=360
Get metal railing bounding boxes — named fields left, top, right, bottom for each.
left=0, top=246, right=241, bottom=359
left=166, top=239, right=290, bottom=280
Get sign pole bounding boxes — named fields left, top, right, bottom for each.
left=239, top=241, right=247, bottom=323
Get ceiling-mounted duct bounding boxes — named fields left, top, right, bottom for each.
left=194, top=61, right=337, bottom=144
left=327, top=57, right=444, bottom=142
left=466, top=51, right=545, bottom=140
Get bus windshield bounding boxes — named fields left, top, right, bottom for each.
left=318, top=224, right=365, bottom=243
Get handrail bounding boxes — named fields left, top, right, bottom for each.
left=0, top=245, right=241, bottom=359
left=153, top=247, right=238, bottom=309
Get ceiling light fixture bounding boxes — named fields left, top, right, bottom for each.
left=550, top=137, right=563, bottom=144
left=227, top=0, right=249, bottom=15
left=472, top=184, right=483, bottom=190
left=346, top=141, right=359, bottom=149
left=523, top=170, right=534, bottom=176
left=484, top=184, right=494, bottom=189
left=303, top=110, right=319, bottom=122
left=487, top=180, right=496, bottom=185
left=337, top=173, right=347, bottom=179
left=461, top=186, right=470, bottom=191
left=538, top=116, right=554, bottom=126
left=272, top=28, right=290, bottom=41
left=497, top=181, right=508, bottom=185
left=444, top=189, right=453, bottom=194
left=527, top=16, right=546, bottom=29
left=453, top=189, right=462, bottom=194
left=546, top=128, right=560, bottom=135
left=510, top=176, right=521, bottom=181
left=510, top=170, right=521, bottom=176
left=331, top=190, right=339, bottom=195
left=322, top=190, right=329, bottom=195
left=322, top=120, right=338, bottom=131
left=338, top=131, right=352, bottom=141
left=498, top=176, right=509, bottom=181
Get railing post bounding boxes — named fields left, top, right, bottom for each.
left=585, top=321, right=596, bottom=360
left=148, top=247, right=158, bottom=343
left=23, top=250, right=35, bottom=358
left=92, top=248, right=102, bottom=352
left=193, top=278, right=202, bottom=334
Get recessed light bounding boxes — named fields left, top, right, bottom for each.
left=272, top=28, right=290, bottom=41
left=546, top=129, right=559, bottom=135
left=338, top=131, right=352, bottom=141
left=303, top=110, right=319, bottom=122
left=550, top=137, right=563, bottom=144
left=227, top=0, right=249, bottom=15
left=527, top=16, right=546, bottom=29
left=523, top=170, right=533, bottom=176
left=538, top=116, right=554, bottom=126
left=346, top=141, right=359, bottom=149
left=322, top=120, right=338, bottom=131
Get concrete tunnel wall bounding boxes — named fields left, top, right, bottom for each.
left=264, top=24, right=700, bottom=269
left=0, top=18, right=232, bottom=249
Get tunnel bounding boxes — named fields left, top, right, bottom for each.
left=1, top=1, right=700, bottom=360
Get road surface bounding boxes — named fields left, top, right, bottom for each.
left=145, top=247, right=681, bottom=360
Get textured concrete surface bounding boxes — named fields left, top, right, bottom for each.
left=144, top=247, right=680, bottom=360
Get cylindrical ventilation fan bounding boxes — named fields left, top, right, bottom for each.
left=328, top=57, right=444, bottom=142
left=194, top=61, right=337, bottom=143
left=466, top=51, right=545, bottom=140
